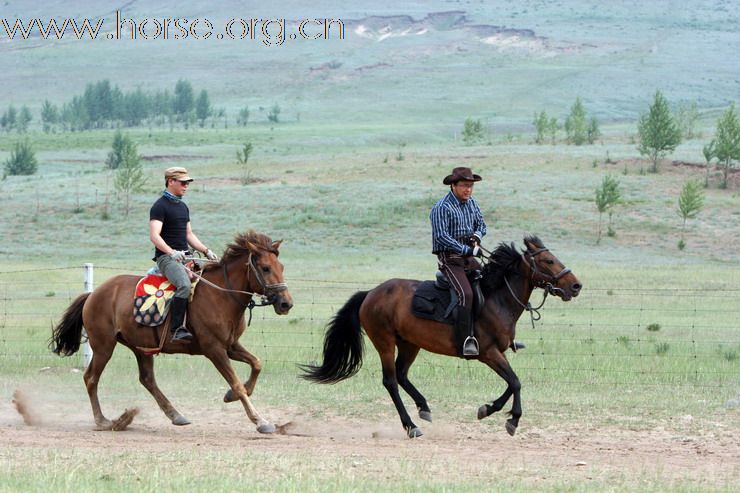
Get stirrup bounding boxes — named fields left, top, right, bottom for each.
left=462, top=336, right=479, bottom=356
left=171, top=326, right=193, bottom=342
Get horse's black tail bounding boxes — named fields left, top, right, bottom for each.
left=300, top=290, right=369, bottom=384
left=49, top=293, right=90, bottom=356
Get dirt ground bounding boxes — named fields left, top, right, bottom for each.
left=2, top=388, right=739, bottom=488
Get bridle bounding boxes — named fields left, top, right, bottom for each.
left=481, top=245, right=571, bottom=329
left=523, top=247, right=572, bottom=298
left=185, top=252, right=288, bottom=325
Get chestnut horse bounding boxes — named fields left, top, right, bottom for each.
left=302, top=236, right=581, bottom=438
left=50, top=230, right=293, bottom=434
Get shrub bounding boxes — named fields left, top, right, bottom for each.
left=3, top=140, right=38, bottom=176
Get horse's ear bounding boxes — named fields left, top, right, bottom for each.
left=245, top=240, right=259, bottom=254
left=272, top=240, right=283, bottom=251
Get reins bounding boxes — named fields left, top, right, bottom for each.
left=479, top=245, right=569, bottom=329
left=183, top=253, right=288, bottom=326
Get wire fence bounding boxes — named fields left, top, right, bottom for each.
left=1, top=266, right=739, bottom=391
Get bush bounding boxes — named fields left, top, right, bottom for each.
left=3, top=140, right=38, bottom=176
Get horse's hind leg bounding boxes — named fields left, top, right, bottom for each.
left=83, top=341, right=115, bottom=430
left=373, top=338, right=422, bottom=438
left=223, top=341, right=262, bottom=402
left=395, top=341, right=431, bottom=422
left=206, top=348, right=274, bottom=434
left=133, top=351, right=190, bottom=426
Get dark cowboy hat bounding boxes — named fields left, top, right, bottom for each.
left=442, top=166, right=482, bottom=185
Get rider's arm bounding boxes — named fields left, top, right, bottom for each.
left=186, top=222, right=209, bottom=255
left=149, top=219, right=175, bottom=255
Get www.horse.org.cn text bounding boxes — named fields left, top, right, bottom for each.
left=1, top=11, right=346, bottom=46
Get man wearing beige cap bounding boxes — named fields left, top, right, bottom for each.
left=149, top=167, right=218, bottom=342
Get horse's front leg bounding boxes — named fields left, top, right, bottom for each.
left=205, top=347, right=274, bottom=434
left=223, top=341, right=262, bottom=402
left=478, top=350, right=522, bottom=436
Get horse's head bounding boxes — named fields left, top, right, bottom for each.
left=522, top=236, right=582, bottom=301
left=220, top=230, right=294, bottom=315
left=244, top=237, right=294, bottom=315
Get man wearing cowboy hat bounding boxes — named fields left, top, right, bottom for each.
left=430, top=166, right=487, bottom=356
left=149, top=167, right=218, bottom=342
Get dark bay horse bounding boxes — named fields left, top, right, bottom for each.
left=50, top=230, right=293, bottom=434
left=302, top=236, right=581, bottom=438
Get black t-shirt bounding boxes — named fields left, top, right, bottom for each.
left=150, top=195, right=190, bottom=259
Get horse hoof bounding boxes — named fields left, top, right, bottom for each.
left=223, top=389, right=236, bottom=403
left=419, top=410, right=433, bottom=422
left=505, top=420, right=517, bottom=436
left=94, top=420, right=113, bottom=431
left=172, top=415, right=191, bottom=426
left=257, top=422, right=276, bottom=434
left=477, top=405, right=490, bottom=420
left=408, top=427, right=423, bottom=438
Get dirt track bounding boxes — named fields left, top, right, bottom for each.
left=2, top=389, right=738, bottom=488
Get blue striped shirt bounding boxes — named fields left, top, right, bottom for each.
left=430, top=191, right=487, bottom=255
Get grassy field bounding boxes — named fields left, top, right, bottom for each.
left=1, top=1, right=739, bottom=492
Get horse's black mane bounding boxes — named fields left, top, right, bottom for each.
left=204, top=229, right=276, bottom=271
left=480, top=235, right=544, bottom=295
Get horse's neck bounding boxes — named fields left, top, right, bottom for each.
left=485, top=273, right=535, bottom=321
left=199, top=259, right=253, bottom=308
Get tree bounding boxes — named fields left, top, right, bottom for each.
left=173, top=79, right=194, bottom=121
left=17, top=106, right=32, bottom=133
left=113, top=135, right=145, bottom=216
left=565, top=97, right=587, bottom=145
left=237, top=106, right=250, bottom=126
left=594, top=175, right=621, bottom=244
left=462, top=117, right=484, bottom=145
left=267, top=103, right=281, bottom=123
left=712, top=104, right=740, bottom=189
left=702, top=141, right=715, bottom=188
left=4, top=140, right=38, bottom=176
left=587, top=116, right=600, bottom=144
left=3, top=105, right=17, bottom=132
left=237, top=141, right=254, bottom=184
left=547, top=116, right=558, bottom=144
left=41, top=100, right=59, bottom=133
left=676, top=101, right=700, bottom=140
left=106, top=130, right=135, bottom=170
left=637, top=90, right=682, bottom=173
left=533, top=111, right=548, bottom=144
left=677, top=180, right=704, bottom=249
left=195, top=89, right=211, bottom=127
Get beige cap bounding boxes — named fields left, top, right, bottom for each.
left=164, top=167, right=193, bottom=182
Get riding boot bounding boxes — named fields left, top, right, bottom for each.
left=169, top=297, right=193, bottom=342
left=458, top=307, right=479, bottom=357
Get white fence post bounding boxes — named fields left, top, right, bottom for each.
left=82, top=263, right=94, bottom=368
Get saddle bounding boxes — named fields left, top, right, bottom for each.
left=133, top=271, right=200, bottom=327
left=411, top=271, right=484, bottom=325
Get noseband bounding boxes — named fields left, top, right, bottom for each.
left=524, top=247, right=571, bottom=297
left=246, top=253, right=288, bottom=298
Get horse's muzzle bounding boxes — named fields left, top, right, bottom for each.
left=272, top=293, right=294, bottom=315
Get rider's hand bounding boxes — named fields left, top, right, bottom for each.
left=206, top=249, right=219, bottom=261
left=170, top=250, right=187, bottom=262
left=471, top=246, right=482, bottom=257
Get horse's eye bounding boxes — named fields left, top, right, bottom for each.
left=545, top=259, right=554, bottom=265
left=262, top=266, right=270, bottom=273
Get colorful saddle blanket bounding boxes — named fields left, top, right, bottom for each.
left=133, top=274, right=176, bottom=326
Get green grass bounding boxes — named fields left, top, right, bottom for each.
left=1, top=2, right=739, bottom=491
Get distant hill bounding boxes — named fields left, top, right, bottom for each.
left=2, top=0, right=738, bottom=127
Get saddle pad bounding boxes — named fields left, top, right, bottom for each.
left=133, top=274, right=175, bottom=326
left=411, top=281, right=456, bottom=325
